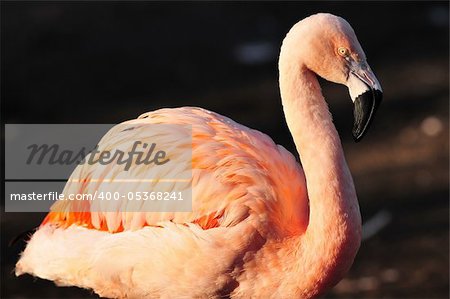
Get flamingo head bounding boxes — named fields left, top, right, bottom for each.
left=294, top=13, right=383, bottom=142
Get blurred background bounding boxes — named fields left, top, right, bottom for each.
left=1, top=1, right=449, bottom=298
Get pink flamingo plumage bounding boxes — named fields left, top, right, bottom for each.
left=16, top=13, right=382, bottom=298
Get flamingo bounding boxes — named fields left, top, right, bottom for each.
left=15, top=13, right=382, bottom=298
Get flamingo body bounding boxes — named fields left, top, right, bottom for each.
left=16, top=108, right=309, bottom=298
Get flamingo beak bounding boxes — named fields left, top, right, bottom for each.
left=346, top=62, right=383, bottom=142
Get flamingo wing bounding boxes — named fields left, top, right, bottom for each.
left=42, top=107, right=308, bottom=235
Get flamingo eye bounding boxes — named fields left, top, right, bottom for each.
left=338, top=47, right=349, bottom=57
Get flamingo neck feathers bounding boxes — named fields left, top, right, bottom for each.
left=278, top=28, right=362, bottom=296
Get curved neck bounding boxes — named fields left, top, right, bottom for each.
left=278, top=38, right=361, bottom=296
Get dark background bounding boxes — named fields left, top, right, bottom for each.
left=2, top=1, right=449, bottom=298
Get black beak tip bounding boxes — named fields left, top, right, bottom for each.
left=352, top=131, right=364, bottom=143
left=352, top=89, right=383, bottom=142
